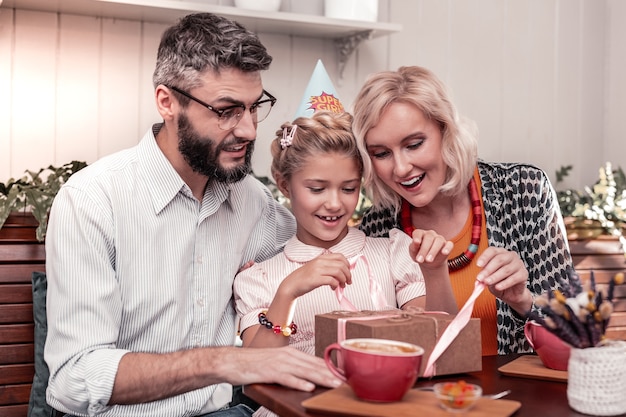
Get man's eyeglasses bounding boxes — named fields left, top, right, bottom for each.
left=168, top=86, right=277, bottom=130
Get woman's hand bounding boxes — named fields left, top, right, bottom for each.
left=408, top=229, right=453, bottom=271
left=476, top=247, right=533, bottom=315
left=406, top=229, right=457, bottom=314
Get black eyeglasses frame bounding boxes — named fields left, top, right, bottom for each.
left=167, top=85, right=277, bottom=129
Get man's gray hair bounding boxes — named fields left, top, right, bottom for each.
left=153, top=13, right=273, bottom=90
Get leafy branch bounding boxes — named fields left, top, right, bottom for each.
left=556, top=162, right=626, bottom=258
left=0, top=161, right=88, bottom=241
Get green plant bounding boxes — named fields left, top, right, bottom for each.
left=0, top=161, right=88, bottom=241
left=351, top=185, right=372, bottom=225
left=556, top=162, right=626, bottom=257
left=253, top=173, right=290, bottom=209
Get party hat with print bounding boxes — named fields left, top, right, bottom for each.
left=294, top=59, right=344, bottom=118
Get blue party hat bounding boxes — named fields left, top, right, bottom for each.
left=294, top=59, right=344, bottom=118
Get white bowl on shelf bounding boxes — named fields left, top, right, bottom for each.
left=234, top=0, right=281, bottom=12
left=324, top=0, right=378, bottom=22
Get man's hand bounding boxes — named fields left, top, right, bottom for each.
left=226, top=346, right=342, bottom=392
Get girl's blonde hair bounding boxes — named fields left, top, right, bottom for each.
left=352, top=66, right=478, bottom=213
left=271, top=111, right=362, bottom=183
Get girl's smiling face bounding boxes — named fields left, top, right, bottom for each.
left=364, top=101, right=447, bottom=208
left=281, top=151, right=361, bottom=249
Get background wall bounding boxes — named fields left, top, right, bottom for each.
left=0, top=0, right=624, bottom=193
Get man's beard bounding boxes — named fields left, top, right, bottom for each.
left=177, top=113, right=254, bottom=183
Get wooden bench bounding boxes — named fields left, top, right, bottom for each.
left=569, top=238, right=626, bottom=341
left=0, top=213, right=45, bottom=417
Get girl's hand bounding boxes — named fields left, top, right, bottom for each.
left=279, top=253, right=352, bottom=300
left=244, top=253, right=351, bottom=349
left=476, top=247, right=533, bottom=314
left=408, top=229, right=453, bottom=270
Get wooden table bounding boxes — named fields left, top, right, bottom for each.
left=244, top=354, right=619, bottom=417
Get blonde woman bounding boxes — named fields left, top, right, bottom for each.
left=352, top=65, right=579, bottom=355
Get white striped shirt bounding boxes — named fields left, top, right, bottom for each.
left=44, top=124, right=296, bottom=417
left=234, top=228, right=426, bottom=356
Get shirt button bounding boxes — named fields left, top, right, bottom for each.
left=197, top=298, right=204, bottom=307
left=197, top=255, right=203, bottom=263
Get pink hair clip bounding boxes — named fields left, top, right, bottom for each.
left=280, top=125, right=297, bottom=149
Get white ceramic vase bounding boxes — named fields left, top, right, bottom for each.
left=324, top=0, right=378, bottom=22
left=234, top=0, right=281, bottom=12
left=567, top=340, right=626, bottom=416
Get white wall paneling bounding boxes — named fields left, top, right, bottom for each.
left=554, top=0, right=583, bottom=189
left=385, top=0, right=622, bottom=189
left=0, top=9, right=13, bottom=181
left=0, top=0, right=624, bottom=191
left=139, top=22, right=168, bottom=140
left=12, top=10, right=57, bottom=175
left=605, top=0, right=626, bottom=174
left=99, top=18, right=141, bottom=157
left=449, top=0, right=504, bottom=166
left=56, top=14, right=100, bottom=165
left=500, top=0, right=533, bottom=168
left=577, top=0, right=606, bottom=190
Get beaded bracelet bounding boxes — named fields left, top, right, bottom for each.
left=258, top=311, right=298, bottom=337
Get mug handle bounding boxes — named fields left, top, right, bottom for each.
left=324, top=343, right=347, bottom=382
left=523, top=321, right=536, bottom=350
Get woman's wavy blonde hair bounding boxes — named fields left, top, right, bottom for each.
left=352, top=66, right=478, bottom=214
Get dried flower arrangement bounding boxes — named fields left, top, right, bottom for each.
left=528, top=270, right=625, bottom=348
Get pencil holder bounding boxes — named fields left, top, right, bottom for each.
left=567, top=340, right=626, bottom=416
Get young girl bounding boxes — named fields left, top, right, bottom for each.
left=234, top=110, right=458, bottom=362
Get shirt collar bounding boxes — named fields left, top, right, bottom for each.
left=138, top=124, right=189, bottom=214
left=283, top=228, right=367, bottom=263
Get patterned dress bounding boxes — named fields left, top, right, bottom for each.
left=358, top=160, right=579, bottom=354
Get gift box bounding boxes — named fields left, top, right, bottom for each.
left=315, top=310, right=482, bottom=376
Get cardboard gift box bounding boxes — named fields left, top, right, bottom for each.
left=315, top=310, right=482, bottom=376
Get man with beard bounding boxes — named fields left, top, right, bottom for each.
left=44, top=13, right=341, bottom=417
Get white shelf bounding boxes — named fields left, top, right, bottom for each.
left=0, top=0, right=402, bottom=39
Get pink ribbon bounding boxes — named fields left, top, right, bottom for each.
left=334, top=309, right=449, bottom=370
left=422, top=279, right=486, bottom=377
left=334, top=254, right=389, bottom=311
left=330, top=251, right=484, bottom=378
left=334, top=287, right=358, bottom=311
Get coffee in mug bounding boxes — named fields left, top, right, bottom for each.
left=347, top=340, right=420, bottom=354
left=324, top=338, right=424, bottom=402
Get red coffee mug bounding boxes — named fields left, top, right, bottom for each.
left=324, top=338, right=424, bottom=402
left=524, top=320, right=571, bottom=371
